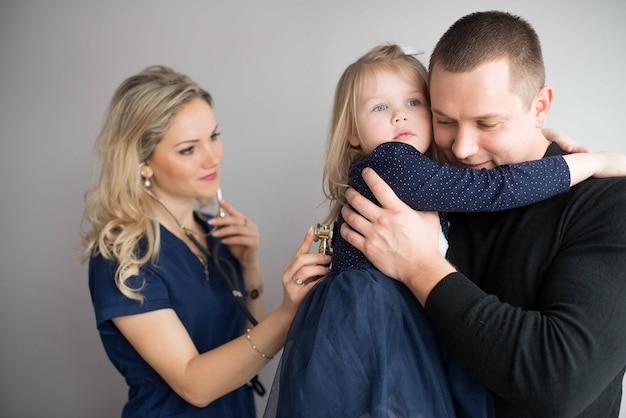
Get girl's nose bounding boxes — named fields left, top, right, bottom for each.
left=393, top=111, right=408, bottom=124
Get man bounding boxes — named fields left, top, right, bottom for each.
left=340, top=11, right=626, bottom=417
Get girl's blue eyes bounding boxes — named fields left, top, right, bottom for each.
left=373, top=101, right=419, bottom=112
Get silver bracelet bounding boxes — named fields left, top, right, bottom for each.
left=245, top=328, right=273, bottom=360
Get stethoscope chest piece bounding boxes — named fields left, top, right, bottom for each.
left=313, top=221, right=335, bottom=256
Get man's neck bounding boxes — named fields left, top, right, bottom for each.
left=544, top=141, right=566, bottom=157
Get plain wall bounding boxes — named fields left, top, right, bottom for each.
left=1, top=1, right=624, bottom=417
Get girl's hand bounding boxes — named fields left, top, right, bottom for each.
left=279, top=227, right=331, bottom=317
left=589, top=151, right=626, bottom=179
left=208, top=199, right=259, bottom=270
left=543, top=128, right=591, bottom=153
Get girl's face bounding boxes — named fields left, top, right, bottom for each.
left=144, top=97, right=223, bottom=207
left=351, top=69, right=432, bottom=154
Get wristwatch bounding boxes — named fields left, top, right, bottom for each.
left=246, top=284, right=263, bottom=300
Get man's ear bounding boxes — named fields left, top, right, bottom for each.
left=533, top=85, right=553, bottom=128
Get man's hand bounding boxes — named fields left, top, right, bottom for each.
left=340, top=167, right=456, bottom=305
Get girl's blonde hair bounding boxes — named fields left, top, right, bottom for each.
left=79, top=65, right=213, bottom=302
left=323, top=44, right=435, bottom=222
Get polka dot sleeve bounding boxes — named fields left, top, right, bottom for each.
left=349, top=142, right=570, bottom=213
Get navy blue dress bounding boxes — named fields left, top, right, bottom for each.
left=89, top=213, right=255, bottom=418
left=265, top=142, right=570, bottom=418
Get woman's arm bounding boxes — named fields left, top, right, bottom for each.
left=113, top=227, right=330, bottom=407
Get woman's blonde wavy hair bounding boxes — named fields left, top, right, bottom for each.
left=323, top=44, right=438, bottom=223
left=79, top=65, right=213, bottom=302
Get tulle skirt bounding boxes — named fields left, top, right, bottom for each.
left=264, top=263, right=493, bottom=418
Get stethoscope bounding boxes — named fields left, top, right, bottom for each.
left=185, top=213, right=266, bottom=396
left=146, top=189, right=265, bottom=395
left=184, top=216, right=259, bottom=326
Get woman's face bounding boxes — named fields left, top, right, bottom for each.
left=144, top=97, right=223, bottom=207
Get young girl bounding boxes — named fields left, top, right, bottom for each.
left=80, top=66, right=329, bottom=417
left=265, top=44, right=626, bottom=417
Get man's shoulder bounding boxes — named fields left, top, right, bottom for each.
left=565, top=177, right=626, bottom=233
left=570, top=176, right=626, bottom=201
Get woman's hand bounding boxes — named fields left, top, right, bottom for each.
left=208, top=199, right=259, bottom=270
left=279, top=227, right=330, bottom=317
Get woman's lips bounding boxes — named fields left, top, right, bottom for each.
left=200, top=172, right=217, bottom=181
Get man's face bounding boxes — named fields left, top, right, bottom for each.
left=429, top=58, right=547, bottom=169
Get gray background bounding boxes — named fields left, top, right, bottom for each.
left=1, top=1, right=624, bottom=417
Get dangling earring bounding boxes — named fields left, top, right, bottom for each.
left=140, top=170, right=151, bottom=188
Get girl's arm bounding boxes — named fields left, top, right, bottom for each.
left=564, top=151, right=626, bottom=183
left=541, top=130, right=625, bottom=181
left=353, top=142, right=626, bottom=213
left=112, top=228, right=330, bottom=407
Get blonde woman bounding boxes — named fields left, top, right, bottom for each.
left=80, top=66, right=328, bottom=417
